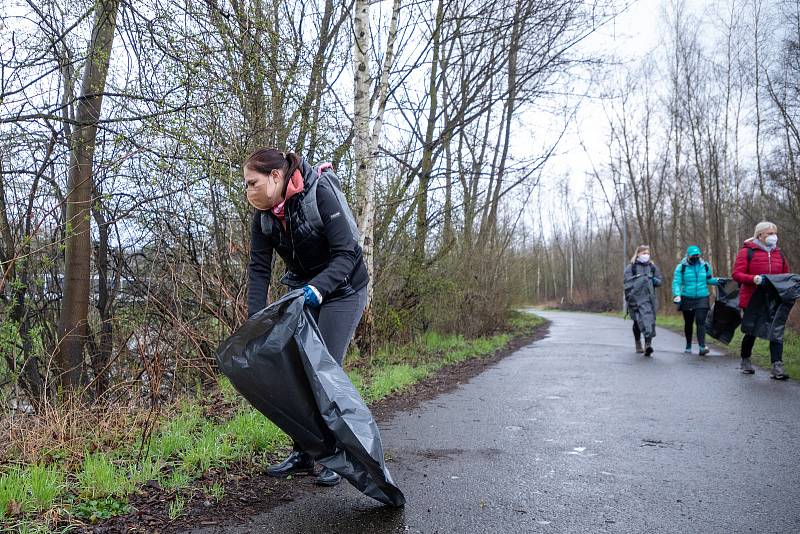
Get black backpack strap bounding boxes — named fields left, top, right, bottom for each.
left=302, top=178, right=324, bottom=236
left=747, top=247, right=754, bottom=271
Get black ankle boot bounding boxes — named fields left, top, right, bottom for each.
left=315, top=466, right=341, bottom=486
left=266, top=451, right=315, bottom=477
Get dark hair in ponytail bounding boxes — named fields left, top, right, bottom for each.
left=243, top=148, right=301, bottom=195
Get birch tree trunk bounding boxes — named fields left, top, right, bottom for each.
left=354, top=0, right=402, bottom=310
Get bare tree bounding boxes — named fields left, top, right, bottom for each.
left=57, top=0, right=122, bottom=390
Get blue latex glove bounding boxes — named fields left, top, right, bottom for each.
left=302, top=285, right=322, bottom=308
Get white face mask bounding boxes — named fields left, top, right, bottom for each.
left=638, top=254, right=651, bottom=263
left=765, top=234, right=778, bottom=246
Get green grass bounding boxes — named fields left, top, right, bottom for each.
left=148, top=410, right=202, bottom=460
left=0, top=310, right=547, bottom=530
left=77, top=454, right=134, bottom=499
left=167, top=496, right=186, bottom=520
left=0, top=467, right=29, bottom=520
left=178, top=427, right=234, bottom=475
left=366, top=364, right=433, bottom=402
left=25, top=465, right=63, bottom=511
left=208, top=482, right=225, bottom=502
left=161, top=470, right=190, bottom=491
left=129, top=457, right=163, bottom=486
left=0, top=464, right=65, bottom=524
left=222, top=409, right=289, bottom=454
left=508, top=310, right=548, bottom=334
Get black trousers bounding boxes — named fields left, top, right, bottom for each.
left=682, top=308, right=709, bottom=346
left=741, top=334, right=783, bottom=363
left=632, top=322, right=651, bottom=342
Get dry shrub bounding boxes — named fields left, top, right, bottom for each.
left=372, top=243, right=515, bottom=342
left=1, top=399, right=158, bottom=468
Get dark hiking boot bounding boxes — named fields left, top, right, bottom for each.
left=315, top=466, right=341, bottom=487
left=771, top=361, right=788, bottom=380
left=644, top=339, right=653, bottom=356
left=698, top=346, right=710, bottom=356
left=740, top=358, right=755, bottom=374
left=265, top=451, right=315, bottom=477
left=684, top=344, right=692, bottom=354
left=635, top=338, right=644, bottom=353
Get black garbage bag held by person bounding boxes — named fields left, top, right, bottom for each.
left=217, top=290, right=405, bottom=507
left=705, top=278, right=741, bottom=345
left=741, top=274, right=800, bottom=344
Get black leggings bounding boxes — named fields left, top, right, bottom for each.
left=632, top=322, right=651, bottom=342
left=741, top=334, right=784, bottom=363
left=682, top=308, right=709, bottom=346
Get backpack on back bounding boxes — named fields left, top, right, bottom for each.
left=300, top=163, right=360, bottom=244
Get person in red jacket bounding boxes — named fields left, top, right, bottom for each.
left=732, top=221, right=790, bottom=379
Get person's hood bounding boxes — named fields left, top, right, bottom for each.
left=745, top=238, right=779, bottom=253
left=686, top=245, right=702, bottom=257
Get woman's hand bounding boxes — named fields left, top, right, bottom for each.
left=303, top=285, right=323, bottom=308
left=753, top=275, right=763, bottom=285
left=673, top=296, right=681, bottom=303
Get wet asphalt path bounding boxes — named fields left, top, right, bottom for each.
left=185, top=310, right=800, bottom=533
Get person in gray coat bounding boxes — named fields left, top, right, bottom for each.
left=624, top=245, right=663, bottom=355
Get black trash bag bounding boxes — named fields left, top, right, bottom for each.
left=216, top=290, right=405, bottom=507
left=706, top=278, right=741, bottom=344
left=624, top=274, right=656, bottom=339
left=741, top=274, right=800, bottom=343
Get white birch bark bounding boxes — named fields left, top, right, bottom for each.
left=354, top=0, right=402, bottom=308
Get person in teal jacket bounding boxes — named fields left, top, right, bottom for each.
left=672, top=245, right=719, bottom=355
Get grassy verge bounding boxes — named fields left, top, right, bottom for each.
left=0, top=311, right=546, bottom=532
left=604, top=311, right=800, bottom=377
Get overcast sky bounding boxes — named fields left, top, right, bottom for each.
left=520, top=0, right=726, bottom=232
left=542, top=0, right=664, bottom=192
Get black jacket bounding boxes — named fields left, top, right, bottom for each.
left=247, top=159, right=368, bottom=317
